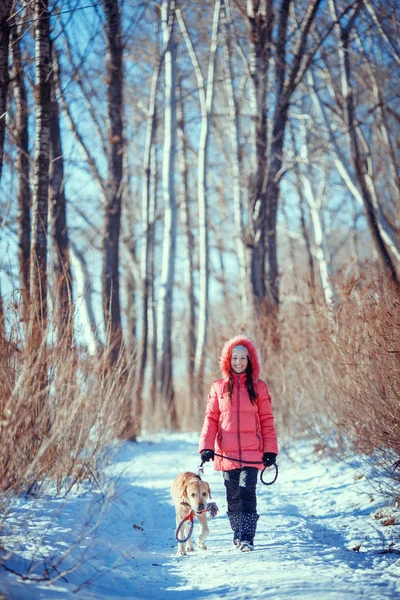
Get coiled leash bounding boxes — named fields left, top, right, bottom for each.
left=199, top=453, right=279, bottom=486
left=175, top=502, right=219, bottom=544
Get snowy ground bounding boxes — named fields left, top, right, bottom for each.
left=0, top=433, right=399, bottom=599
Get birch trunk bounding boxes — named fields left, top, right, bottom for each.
left=136, top=45, right=162, bottom=426
left=10, top=18, right=31, bottom=319
left=177, top=79, right=196, bottom=417
left=30, top=0, right=51, bottom=350
left=157, top=0, right=178, bottom=427
left=102, top=0, right=124, bottom=362
left=0, top=0, right=13, bottom=180
left=298, top=123, right=334, bottom=312
left=49, top=43, right=73, bottom=343
left=222, top=1, right=249, bottom=317
left=148, top=143, right=157, bottom=416
left=69, top=242, right=100, bottom=356
left=177, top=1, right=221, bottom=394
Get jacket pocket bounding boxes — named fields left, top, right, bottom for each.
left=218, top=430, right=223, bottom=450
left=255, top=415, right=262, bottom=451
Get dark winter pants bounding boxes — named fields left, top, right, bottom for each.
left=223, top=467, right=258, bottom=514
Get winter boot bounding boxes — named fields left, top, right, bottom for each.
left=227, top=511, right=241, bottom=548
left=239, top=512, right=259, bottom=552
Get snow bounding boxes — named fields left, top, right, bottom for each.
left=0, top=433, right=399, bottom=599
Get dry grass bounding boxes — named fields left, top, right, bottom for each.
left=0, top=323, right=134, bottom=495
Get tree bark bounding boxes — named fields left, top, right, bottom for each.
left=0, top=0, right=13, bottom=180
left=136, top=33, right=162, bottom=427
left=177, top=77, right=196, bottom=418
left=246, top=0, right=273, bottom=310
left=157, top=0, right=178, bottom=428
left=10, top=17, right=31, bottom=319
left=49, top=43, right=73, bottom=344
left=30, top=0, right=51, bottom=349
left=102, top=0, right=124, bottom=362
left=69, top=242, right=100, bottom=356
left=222, top=0, right=249, bottom=317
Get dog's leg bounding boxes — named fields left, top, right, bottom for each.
left=196, top=513, right=209, bottom=550
left=186, top=524, right=195, bottom=553
left=176, top=515, right=187, bottom=556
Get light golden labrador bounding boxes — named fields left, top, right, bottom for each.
left=171, top=471, right=211, bottom=556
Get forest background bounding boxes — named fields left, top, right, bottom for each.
left=0, top=0, right=399, bottom=502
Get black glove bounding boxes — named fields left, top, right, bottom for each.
left=262, top=452, right=277, bottom=467
left=200, top=449, right=215, bottom=462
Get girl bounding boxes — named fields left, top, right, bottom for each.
left=199, top=335, right=278, bottom=552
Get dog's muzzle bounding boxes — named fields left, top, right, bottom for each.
left=196, top=503, right=206, bottom=513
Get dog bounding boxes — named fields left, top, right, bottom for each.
left=171, top=471, right=211, bottom=556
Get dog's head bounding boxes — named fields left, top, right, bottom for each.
left=182, top=476, right=211, bottom=514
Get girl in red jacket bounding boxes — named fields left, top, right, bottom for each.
left=199, top=335, right=278, bottom=552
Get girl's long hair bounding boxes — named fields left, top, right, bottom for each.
left=227, top=358, right=258, bottom=405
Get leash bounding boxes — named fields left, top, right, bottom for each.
left=175, top=502, right=219, bottom=544
left=199, top=454, right=278, bottom=486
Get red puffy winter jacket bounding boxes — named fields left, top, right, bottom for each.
left=199, top=336, right=278, bottom=471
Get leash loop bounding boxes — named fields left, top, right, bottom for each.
left=175, top=502, right=219, bottom=544
left=175, top=512, right=194, bottom=544
left=260, top=462, right=278, bottom=486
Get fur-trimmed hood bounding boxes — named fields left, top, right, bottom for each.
left=219, top=335, right=261, bottom=381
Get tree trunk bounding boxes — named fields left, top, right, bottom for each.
left=30, top=0, right=51, bottom=349
left=10, top=17, right=31, bottom=320
left=69, top=242, right=100, bottom=356
left=102, top=0, right=124, bottom=362
left=177, top=78, right=196, bottom=418
left=222, top=0, right=249, bottom=317
left=136, top=39, right=162, bottom=428
left=157, top=0, right=178, bottom=428
left=246, top=0, right=273, bottom=313
left=148, top=143, right=157, bottom=417
left=0, top=0, right=13, bottom=180
left=49, top=43, right=73, bottom=344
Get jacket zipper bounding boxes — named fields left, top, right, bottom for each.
left=237, top=375, right=242, bottom=465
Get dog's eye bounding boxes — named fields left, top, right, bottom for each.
left=191, top=493, right=196, bottom=497
left=202, top=492, right=207, bottom=497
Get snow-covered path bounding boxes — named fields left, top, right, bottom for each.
left=1, top=434, right=399, bottom=599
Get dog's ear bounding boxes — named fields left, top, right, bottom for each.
left=180, top=480, right=189, bottom=503
left=207, top=483, right=211, bottom=499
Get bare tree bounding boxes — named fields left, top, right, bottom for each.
left=49, top=44, right=73, bottom=343
left=222, top=0, right=249, bottom=317
left=242, top=0, right=322, bottom=324
left=102, top=0, right=125, bottom=362
left=177, top=75, right=196, bottom=417
left=157, top=0, right=178, bottom=427
left=177, top=0, right=221, bottom=395
left=10, top=16, right=31, bottom=318
left=329, top=0, right=399, bottom=286
left=136, top=11, right=163, bottom=426
left=30, top=0, right=51, bottom=349
left=0, top=0, right=13, bottom=180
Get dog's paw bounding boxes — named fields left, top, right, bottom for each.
left=186, top=546, right=195, bottom=552
left=197, top=542, right=207, bottom=550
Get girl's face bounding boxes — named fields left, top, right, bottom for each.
left=231, top=350, right=248, bottom=374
